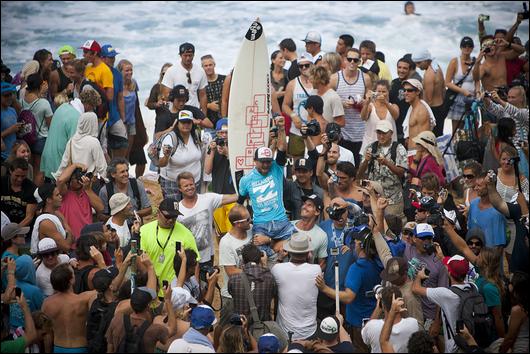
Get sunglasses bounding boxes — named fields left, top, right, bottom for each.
left=461, top=45, right=474, bottom=48
left=161, top=212, right=177, bottom=220
left=186, top=72, right=192, bottom=84
left=463, top=174, right=475, bottom=179
left=403, top=88, right=418, bottom=93
left=346, top=57, right=360, bottom=63
left=234, top=217, right=251, bottom=224
left=42, top=252, right=58, bottom=258
left=298, top=63, right=311, bottom=69
left=467, top=241, right=482, bottom=247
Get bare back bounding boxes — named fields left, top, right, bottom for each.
left=408, top=100, right=431, bottom=150
left=424, top=66, right=445, bottom=107
left=42, top=290, right=96, bottom=348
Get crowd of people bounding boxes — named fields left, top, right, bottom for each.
left=1, top=2, right=529, bottom=353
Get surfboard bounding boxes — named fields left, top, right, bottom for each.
left=227, top=20, right=271, bottom=192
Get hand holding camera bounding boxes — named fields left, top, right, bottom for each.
left=162, top=144, right=172, bottom=156
left=301, top=120, right=321, bottom=137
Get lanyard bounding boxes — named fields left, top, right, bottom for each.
left=156, top=222, right=176, bottom=251
left=331, top=223, right=345, bottom=248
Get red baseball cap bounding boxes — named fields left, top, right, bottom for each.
left=443, top=255, right=469, bottom=278
left=80, top=40, right=101, bottom=53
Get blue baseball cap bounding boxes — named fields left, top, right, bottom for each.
left=414, top=223, right=435, bottom=238
left=258, top=333, right=280, bottom=353
left=215, top=118, right=228, bottom=131
left=100, top=44, right=119, bottom=58
left=1, top=82, right=17, bottom=94
left=190, top=305, right=217, bottom=329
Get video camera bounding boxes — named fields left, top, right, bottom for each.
left=301, top=119, right=321, bottom=137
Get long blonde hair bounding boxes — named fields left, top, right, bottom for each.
left=117, top=59, right=137, bottom=91
left=478, top=247, right=505, bottom=299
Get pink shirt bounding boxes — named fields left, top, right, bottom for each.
left=59, top=190, right=92, bottom=240
left=410, top=155, right=445, bottom=186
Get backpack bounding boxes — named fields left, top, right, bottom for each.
left=147, top=131, right=178, bottom=167
left=448, top=284, right=496, bottom=348
left=80, top=79, right=109, bottom=120
left=73, top=265, right=98, bottom=294
left=17, top=99, right=42, bottom=145
left=117, top=314, right=150, bottom=353
left=105, top=178, right=142, bottom=213
left=87, top=296, right=118, bottom=353
left=367, top=141, right=401, bottom=178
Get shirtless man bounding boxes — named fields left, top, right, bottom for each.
left=42, top=262, right=97, bottom=353
left=325, top=161, right=363, bottom=205
left=402, top=79, right=434, bottom=162
left=412, top=49, right=445, bottom=136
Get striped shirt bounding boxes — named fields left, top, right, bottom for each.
left=335, top=70, right=366, bottom=142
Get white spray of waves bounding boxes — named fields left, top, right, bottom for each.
left=2, top=1, right=528, bottom=172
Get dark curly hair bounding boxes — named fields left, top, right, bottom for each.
left=408, top=330, right=435, bottom=353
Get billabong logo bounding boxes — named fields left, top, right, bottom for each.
left=245, top=21, right=263, bottom=41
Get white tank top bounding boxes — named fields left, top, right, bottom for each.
left=291, top=77, right=315, bottom=136
left=30, top=214, right=66, bottom=254
left=453, top=57, right=475, bottom=94
left=335, top=70, right=365, bottom=142
left=361, top=103, right=398, bottom=154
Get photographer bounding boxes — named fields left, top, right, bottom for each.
left=57, top=163, right=104, bottom=240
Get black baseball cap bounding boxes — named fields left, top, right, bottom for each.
left=460, top=36, right=474, bottom=48
left=301, top=194, right=323, bottom=211
left=169, top=85, right=189, bottom=100
left=294, top=158, right=313, bottom=171
left=179, top=42, right=195, bottom=55
left=92, top=267, right=119, bottom=292
left=159, top=198, right=183, bottom=218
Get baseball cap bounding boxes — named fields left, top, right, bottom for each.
left=301, top=194, right=323, bottom=211
left=381, top=257, right=408, bottom=282
left=402, top=78, right=423, bottom=92
left=179, top=42, right=195, bottom=55
left=92, top=267, right=119, bottom=292
left=1, top=82, right=17, bottom=94
left=37, top=237, right=59, bottom=255
left=254, top=147, right=273, bottom=162
left=403, top=221, right=417, bottom=232
left=215, top=118, right=228, bottom=131
left=130, top=286, right=156, bottom=312
left=302, top=31, right=322, bottom=44
left=298, top=52, right=314, bottom=64
left=80, top=40, right=101, bottom=53
left=316, top=316, right=340, bottom=341
left=34, top=183, right=56, bottom=204
left=109, top=193, right=130, bottom=216
left=169, top=84, right=189, bottom=100
left=258, top=333, right=280, bottom=353
left=294, top=158, right=313, bottom=171
left=413, top=196, right=436, bottom=212
left=190, top=305, right=217, bottom=329
left=1, top=223, right=30, bottom=242
left=58, top=45, right=76, bottom=57
left=443, top=255, right=469, bottom=278
left=414, top=223, right=435, bottom=238
left=375, top=120, right=393, bottom=133
left=167, top=339, right=215, bottom=353
left=411, top=49, right=432, bottom=63
left=170, top=287, right=198, bottom=310
left=100, top=44, right=119, bottom=58
left=178, top=110, right=194, bottom=122
left=159, top=198, right=183, bottom=218
left=460, top=36, right=475, bottom=48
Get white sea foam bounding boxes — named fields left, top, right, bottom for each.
left=1, top=1, right=528, bottom=175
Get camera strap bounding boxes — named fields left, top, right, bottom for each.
left=297, top=76, right=311, bottom=97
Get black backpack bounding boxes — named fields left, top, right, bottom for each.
left=87, top=295, right=118, bottom=353
left=117, top=314, right=150, bottom=353
left=448, top=285, right=496, bottom=348
left=105, top=178, right=142, bottom=214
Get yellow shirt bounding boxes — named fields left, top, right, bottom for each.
left=84, top=61, right=114, bottom=89
left=377, top=59, right=393, bottom=82
left=140, top=220, right=200, bottom=295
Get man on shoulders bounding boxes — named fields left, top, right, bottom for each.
left=336, top=34, right=354, bottom=65
left=284, top=157, right=324, bottom=220
left=389, top=57, right=415, bottom=144
left=359, top=40, right=392, bottom=82
left=201, top=54, right=225, bottom=128
left=279, top=38, right=300, bottom=81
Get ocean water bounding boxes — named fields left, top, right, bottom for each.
left=1, top=1, right=528, bottom=173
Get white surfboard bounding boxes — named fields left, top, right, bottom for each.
left=228, top=20, right=271, bottom=192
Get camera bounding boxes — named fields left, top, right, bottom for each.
left=326, top=125, right=340, bottom=142
left=215, top=137, right=226, bottom=147
left=519, top=2, right=529, bottom=20
left=361, top=180, right=369, bottom=188
left=423, top=242, right=437, bottom=255
left=484, top=47, right=492, bottom=54
left=487, top=169, right=497, bottom=184
left=484, top=91, right=493, bottom=99
left=371, top=92, right=378, bottom=100
left=72, top=167, right=93, bottom=181
left=327, top=169, right=339, bottom=184
left=478, top=14, right=490, bottom=21
left=302, top=119, right=321, bottom=137
left=326, top=205, right=347, bottom=221
left=365, top=284, right=383, bottom=299
left=407, top=258, right=431, bottom=280
left=509, top=156, right=521, bottom=165
left=199, top=264, right=220, bottom=282
left=270, top=126, right=278, bottom=138
left=495, top=86, right=508, bottom=100
left=426, top=208, right=444, bottom=228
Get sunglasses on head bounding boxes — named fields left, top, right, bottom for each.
left=186, top=72, right=191, bottom=84
left=298, top=63, right=311, bottom=69
left=463, top=174, right=475, bottom=179
left=403, top=88, right=418, bottom=93
left=234, top=217, right=251, bottom=223
left=346, top=57, right=360, bottom=63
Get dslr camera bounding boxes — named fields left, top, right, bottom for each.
left=326, top=125, right=340, bottom=142
left=365, top=284, right=383, bottom=299
left=71, top=167, right=93, bottom=182
left=426, top=204, right=444, bottom=228
left=326, top=205, right=347, bottom=221
left=214, top=137, right=226, bottom=147
left=302, top=119, right=321, bottom=137
left=199, top=264, right=220, bottom=282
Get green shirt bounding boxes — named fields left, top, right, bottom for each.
left=41, top=103, right=80, bottom=179
left=140, top=220, right=200, bottom=296
left=476, top=276, right=501, bottom=308
left=1, top=337, right=26, bottom=353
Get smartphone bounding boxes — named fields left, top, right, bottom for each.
left=162, top=280, right=169, bottom=289
left=456, top=319, right=464, bottom=333
left=134, top=210, right=141, bottom=223
left=175, top=241, right=181, bottom=253
left=131, top=240, right=138, bottom=255
left=15, top=287, right=21, bottom=298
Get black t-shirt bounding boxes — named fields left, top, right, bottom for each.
left=287, top=59, right=300, bottom=81
left=211, top=151, right=235, bottom=194
left=205, top=74, right=226, bottom=125
left=507, top=202, right=529, bottom=273
left=389, top=78, right=410, bottom=139
left=154, top=105, right=205, bottom=133
left=0, top=175, right=37, bottom=224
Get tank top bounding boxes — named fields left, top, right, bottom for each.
left=361, top=103, right=398, bottom=154
left=57, top=67, right=72, bottom=94
left=335, top=70, right=365, bottom=142
left=123, top=90, right=137, bottom=125
left=453, top=57, right=475, bottom=93
left=291, top=77, right=315, bottom=136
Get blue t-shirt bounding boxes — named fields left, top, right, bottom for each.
left=320, top=220, right=356, bottom=290
left=239, top=161, right=287, bottom=224
left=344, top=257, right=382, bottom=327
left=108, top=67, right=123, bottom=127
left=468, top=199, right=507, bottom=247
left=475, top=276, right=501, bottom=308
left=1, top=107, right=18, bottom=160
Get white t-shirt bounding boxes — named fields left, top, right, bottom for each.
left=105, top=218, right=131, bottom=248
left=314, top=144, right=356, bottom=166
left=321, top=89, right=345, bottom=124
left=292, top=221, right=328, bottom=264
left=30, top=214, right=66, bottom=254
left=426, top=284, right=469, bottom=353
left=161, top=63, right=207, bottom=109
left=361, top=317, right=420, bottom=353
left=271, top=262, right=321, bottom=340
left=178, top=194, right=223, bottom=263
left=159, top=135, right=202, bottom=181
left=219, top=231, right=252, bottom=298
left=36, top=254, right=70, bottom=296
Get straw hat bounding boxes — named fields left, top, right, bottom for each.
left=413, top=131, right=443, bottom=164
